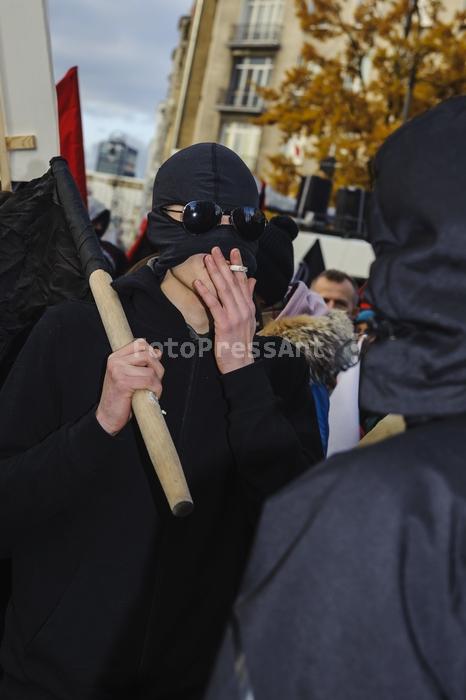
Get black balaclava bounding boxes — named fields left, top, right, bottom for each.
left=360, top=96, right=466, bottom=418
left=147, top=142, right=260, bottom=278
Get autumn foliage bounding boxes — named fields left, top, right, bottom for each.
left=257, top=0, right=466, bottom=193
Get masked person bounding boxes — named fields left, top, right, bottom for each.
left=0, top=143, right=323, bottom=700
left=206, top=98, right=466, bottom=700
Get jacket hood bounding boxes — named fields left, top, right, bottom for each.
left=147, top=143, right=260, bottom=278
left=260, top=311, right=356, bottom=388
left=360, top=96, right=466, bottom=417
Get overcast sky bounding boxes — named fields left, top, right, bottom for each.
left=47, top=0, right=193, bottom=175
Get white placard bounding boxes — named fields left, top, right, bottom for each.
left=0, top=0, right=59, bottom=181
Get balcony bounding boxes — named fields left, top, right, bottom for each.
left=217, top=88, right=265, bottom=114
left=229, top=23, right=282, bottom=49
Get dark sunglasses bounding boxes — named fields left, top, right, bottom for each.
left=162, top=200, right=266, bottom=241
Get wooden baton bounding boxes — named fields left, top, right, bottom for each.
left=50, top=157, right=193, bottom=517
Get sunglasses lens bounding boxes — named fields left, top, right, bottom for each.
left=231, top=207, right=266, bottom=241
left=183, top=201, right=222, bottom=234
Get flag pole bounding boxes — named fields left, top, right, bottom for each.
left=0, top=80, right=12, bottom=191
left=50, top=156, right=193, bottom=517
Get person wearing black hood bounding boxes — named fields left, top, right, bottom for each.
left=205, top=98, right=466, bottom=700
left=0, top=143, right=322, bottom=700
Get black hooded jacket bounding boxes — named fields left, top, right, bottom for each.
left=0, top=263, right=322, bottom=700
left=206, top=97, right=466, bottom=700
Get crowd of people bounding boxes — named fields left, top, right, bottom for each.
left=0, top=95, right=465, bottom=699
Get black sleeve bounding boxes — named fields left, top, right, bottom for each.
left=0, top=307, right=130, bottom=552
left=220, top=355, right=323, bottom=501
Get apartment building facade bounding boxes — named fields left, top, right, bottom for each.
left=146, top=0, right=465, bottom=194
left=195, top=0, right=304, bottom=174
left=146, top=0, right=306, bottom=186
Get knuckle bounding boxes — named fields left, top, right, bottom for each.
left=108, top=364, right=119, bottom=381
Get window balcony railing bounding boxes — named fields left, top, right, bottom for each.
left=217, top=88, right=265, bottom=114
left=229, top=23, right=282, bottom=48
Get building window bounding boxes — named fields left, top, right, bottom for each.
left=232, top=0, right=284, bottom=43
left=220, top=122, right=262, bottom=172
left=242, top=0, right=284, bottom=29
left=226, top=56, right=273, bottom=110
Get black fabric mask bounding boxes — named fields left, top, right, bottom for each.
left=147, top=143, right=260, bottom=278
left=360, top=96, right=466, bottom=417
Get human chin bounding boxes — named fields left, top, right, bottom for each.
left=173, top=254, right=205, bottom=282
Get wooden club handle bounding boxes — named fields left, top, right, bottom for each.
left=89, top=269, right=193, bottom=517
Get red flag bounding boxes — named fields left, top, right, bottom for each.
left=56, top=67, right=87, bottom=207
left=126, top=216, right=148, bottom=264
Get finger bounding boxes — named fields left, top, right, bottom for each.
left=209, top=247, right=244, bottom=310
left=229, top=248, right=248, bottom=283
left=127, top=375, right=163, bottom=396
left=112, top=338, right=151, bottom=357
left=248, top=278, right=258, bottom=318
left=115, top=366, right=164, bottom=397
left=194, top=278, right=228, bottom=324
left=130, top=351, right=165, bottom=380
left=111, top=347, right=162, bottom=369
left=118, top=365, right=158, bottom=378
left=229, top=248, right=252, bottom=305
left=147, top=354, right=165, bottom=380
left=222, top=247, right=255, bottom=316
left=204, top=252, right=238, bottom=312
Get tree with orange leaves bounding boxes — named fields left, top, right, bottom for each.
left=257, top=0, right=466, bottom=193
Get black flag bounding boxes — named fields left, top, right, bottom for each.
left=0, top=169, right=91, bottom=384
left=294, top=239, right=325, bottom=286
